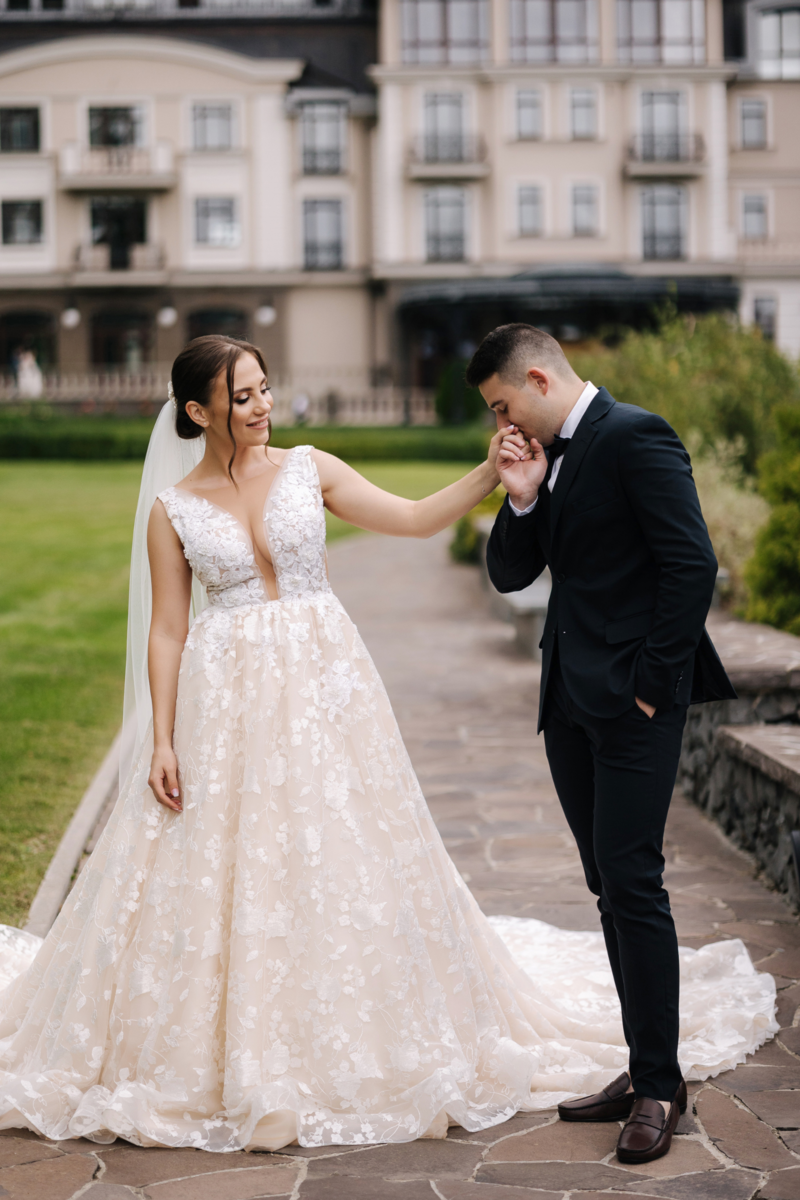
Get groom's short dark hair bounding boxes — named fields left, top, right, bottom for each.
left=465, top=323, right=572, bottom=388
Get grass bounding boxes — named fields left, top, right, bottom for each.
left=0, top=459, right=478, bottom=926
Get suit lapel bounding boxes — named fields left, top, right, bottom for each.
left=549, top=389, right=614, bottom=538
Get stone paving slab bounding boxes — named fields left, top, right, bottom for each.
left=2, top=531, right=799, bottom=1199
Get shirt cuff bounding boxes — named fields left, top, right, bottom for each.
left=509, top=498, right=537, bottom=517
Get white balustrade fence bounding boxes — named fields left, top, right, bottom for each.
left=0, top=369, right=437, bottom=426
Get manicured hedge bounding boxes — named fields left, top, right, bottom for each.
left=0, top=415, right=492, bottom=464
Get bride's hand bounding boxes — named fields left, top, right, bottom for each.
left=149, top=745, right=182, bottom=812
left=497, top=430, right=547, bottom=510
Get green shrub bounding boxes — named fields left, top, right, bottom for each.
left=569, top=310, right=800, bottom=475
left=745, top=408, right=800, bottom=634
left=0, top=414, right=492, bottom=464
left=449, top=487, right=505, bottom=563
left=434, top=360, right=486, bottom=425
left=689, top=437, right=769, bottom=611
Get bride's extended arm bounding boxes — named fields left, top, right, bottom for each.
left=314, top=430, right=515, bottom=538
left=146, top=501, right=192, bottom=812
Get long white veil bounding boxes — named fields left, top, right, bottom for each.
left=120, top=397, right=207, bottom=789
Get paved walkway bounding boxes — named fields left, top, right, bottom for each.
left=2, top=533, right=799, bottom=1200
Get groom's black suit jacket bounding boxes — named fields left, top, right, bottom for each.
left=486, top=388, right=736, bottom=731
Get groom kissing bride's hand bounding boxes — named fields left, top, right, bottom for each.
left=467, top=322, right=737, bottom=1164
left=495, top=424, right=657, bottom=720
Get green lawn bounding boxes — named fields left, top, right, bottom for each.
left=0, top=460, right=477, bottom=926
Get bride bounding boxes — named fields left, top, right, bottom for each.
left=0, top=335, right=777, bottom=1153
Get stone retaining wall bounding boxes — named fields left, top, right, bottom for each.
left=678, top=613, right=800, bottom=910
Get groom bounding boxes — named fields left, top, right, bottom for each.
left=467, top=324, right=736, bottom=1165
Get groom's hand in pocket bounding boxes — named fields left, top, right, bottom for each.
left=635, top=696, right=657, bottom=719
left=497, top=428, right=547, bottom=510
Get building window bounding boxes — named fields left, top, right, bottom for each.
left=424, top=187, right=466, bottom=261
left=642, top=184, right=685, bottom=259
left=740, top=98, right=767, bottom=148
left=617, top=0, right=705, bottom=64
left=517, top=90, right=543, bottom=139
left=192, top=104, right=233, bottom=151
left=1, top=200, right=43, bottom=245
left=518, top=186, right=543, bottom=235
left=754, top=296, right=777, bottom=340
left=742, top=194, right=768, bottom=239
left=641, top=90, right=682, bottom=158
left=510, top=0, right=599, bottom=62
left=571, top=184, right=598, bottom=236
left=90, top=196, right=147, bottom=270
left=0, top=108, right=40, bottom=153
left=423, top=93, right=466, bottom=161
left=401, top=0, right=489, bottom=65
left=571, top=88, right=596, bottom=138
left=759, top=9, right=800, bottom=78
left=195, top=198, right=240, bottom=248
left=301, top=102, right=346, bottom=174
left=89, top=107, right=142, bottom=148
left=303, top=199, right=344, bottom=269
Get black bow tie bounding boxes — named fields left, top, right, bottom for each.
left=548, top=435, right=571, bottom=460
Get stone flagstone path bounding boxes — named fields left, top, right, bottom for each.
left=2, top=531, right=799, bottom=1200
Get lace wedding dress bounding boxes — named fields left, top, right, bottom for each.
left=0, top=446, right=777, bottom=1152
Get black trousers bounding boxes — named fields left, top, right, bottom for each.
left=542, top=650, right=687, bottom=1101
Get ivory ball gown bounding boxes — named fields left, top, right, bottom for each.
left=0, top=446, right=777, bottom=1151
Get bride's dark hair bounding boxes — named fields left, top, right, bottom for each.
left=171, top=334, right=270, bottom=480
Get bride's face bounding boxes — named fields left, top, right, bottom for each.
left=202, top=352, right=274, bottom=447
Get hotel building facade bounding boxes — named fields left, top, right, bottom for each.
left=0, top=0, right=797, bottom=404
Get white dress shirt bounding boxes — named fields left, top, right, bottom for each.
left=509, top=381, right=599, bottom=517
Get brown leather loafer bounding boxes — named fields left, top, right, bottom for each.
left=558, top=1072, right=635, bottom=1123
left=615, top=1084, right=685, bottom=1164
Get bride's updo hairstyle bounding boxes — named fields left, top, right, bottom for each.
left=171, top=334, right=270, bottom=480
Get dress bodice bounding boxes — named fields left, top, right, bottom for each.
left=158, top=444, right=330, bottom=608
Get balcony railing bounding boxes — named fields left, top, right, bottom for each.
left=407, top=135, right=489, bottom=180
left=59, top=143, right=176, bottom=190
left=643, top=233, right=685, bottom=261
left=411, top=134, right=486, bottom=165
left=74, top=242, right=165, bottom=271
left=628, top=134, right=705, bottom=163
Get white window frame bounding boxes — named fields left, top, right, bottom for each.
left=740, top=191, right=771, bottom=240
left=302, top=197, right=346, bottom=270
left=81, top=99, right=149, bottom=149
left=191, top=102, right=237, bottom=152
left=517, top=183, right=545, bottom=236
left=570, top=181, right=600, bottom=236
left=570, top=87, right=597, bottom=139
left=194, top=196, right=241, bottom=248
left=516, top=88, right=544, bottom=140
left=423, top=185, right=468, bottom=262
left=738, top=95, right=770, bottom=149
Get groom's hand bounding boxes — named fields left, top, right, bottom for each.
left=635, top=697, right=656, bottom=718
left=497, top=429, right=547, bottom=510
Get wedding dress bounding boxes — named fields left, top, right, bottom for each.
left=0, top=446, right=777, bottom=1152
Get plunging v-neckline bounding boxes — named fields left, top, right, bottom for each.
left=172, top=448, right=294, bottom=556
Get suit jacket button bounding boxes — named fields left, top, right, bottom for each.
left=557, top=572, right=566, bottom=583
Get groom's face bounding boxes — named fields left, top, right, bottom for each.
left=480, top=370, right=558, bottom=446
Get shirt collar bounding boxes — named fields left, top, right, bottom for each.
left=558, top=381, right=599, bottom=440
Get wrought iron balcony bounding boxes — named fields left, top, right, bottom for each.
left=407, top=135, right=489, bottom=180
left=625, top=134, right=706, bottom=178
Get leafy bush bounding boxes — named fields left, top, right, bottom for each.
left=568, top=310, right=800, bottom=475
left=745, top=408, right=800, bottom=634
left=449, top=487, right=505, bottom=563
left=434, top=360, right=486, bottom=425
left=0, top=413, right=492, bottom=464
left=689, top=438, right=769, bottom=611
